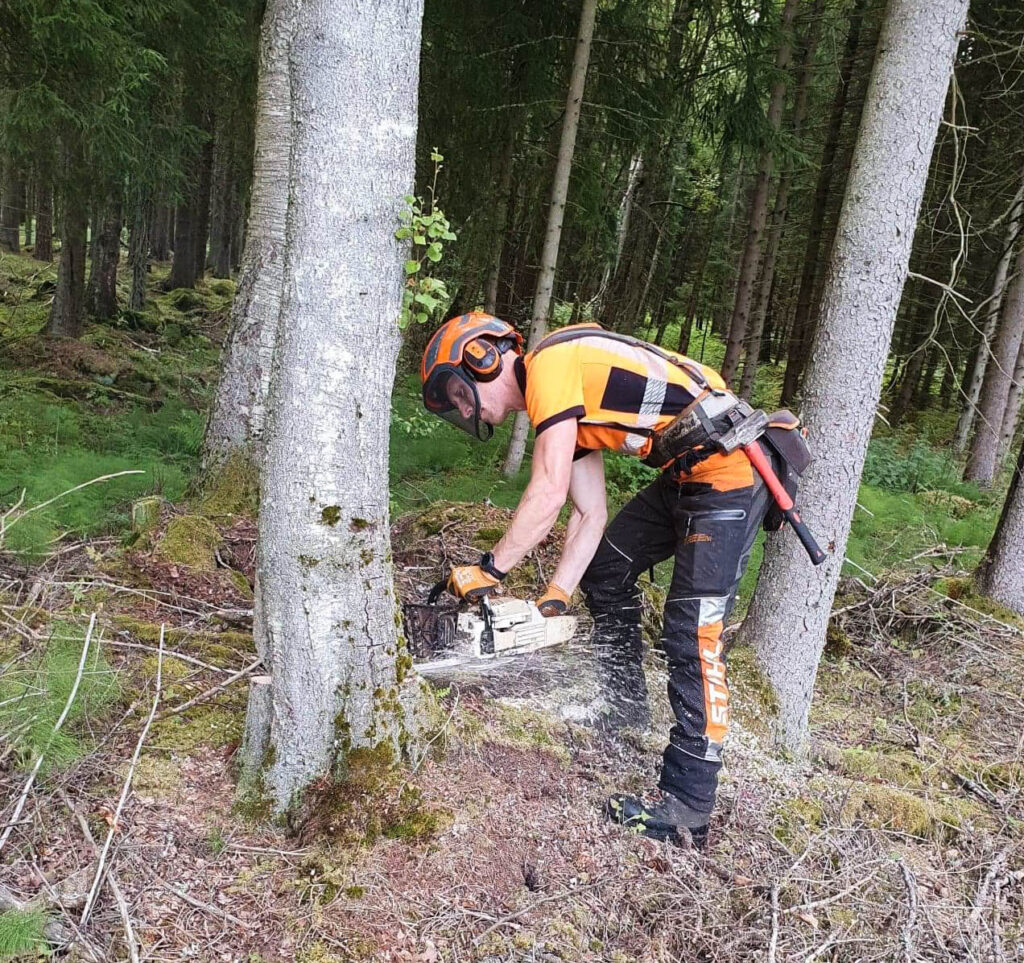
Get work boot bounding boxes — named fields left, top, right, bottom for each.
left=605, top=791, right=709, bottom=850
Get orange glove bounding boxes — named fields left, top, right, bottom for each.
left=536, top=582, right=571, bottom=617
left=447, top=565, right=500, bottom=600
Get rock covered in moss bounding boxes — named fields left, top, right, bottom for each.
left=131, top=495, right=163, bottom=532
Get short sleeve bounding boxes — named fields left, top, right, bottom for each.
left=524, top=344, right=586, bottom=435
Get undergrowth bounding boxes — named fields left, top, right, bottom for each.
left=0, top=909, right=48, bottom=956
left=0, top=621, right=120, bottom=772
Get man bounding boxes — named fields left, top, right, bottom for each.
left=420, top=311, right=777, bottom=848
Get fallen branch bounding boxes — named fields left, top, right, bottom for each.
left=472, top=877, right=608, bottom=944
left=152, top=876, right=250, bottom=929
left=899, top=860, right=917, bottom=963
left=767, top=881, right=780, bottom=963
left=81, top=624, right=164, bottom=927
left=60, top=789, right=139, bottom=963
left=0, top=612, right=96, bottom=856
left=155, top=657, right=262, bottom=720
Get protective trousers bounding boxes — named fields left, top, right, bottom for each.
left=581, top=458, right=772, bottom=816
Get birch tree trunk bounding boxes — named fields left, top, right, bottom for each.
left=978, top=437, right=1024, bottom=615
left=202, top=0, right=296, bottom=478
left=255, top=0, right=424, bottom=813
left=719, top=0, right=800, bottom=386
left=739, top=0, right=968, bottom=755
left=954, top=168, right=1024, bottom=452
left=964, top=239, right=1024, bottom=486
left=502, top=0, right=599, bottom=478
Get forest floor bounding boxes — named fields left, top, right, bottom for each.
left=0, top=249, right=1021, bottom=961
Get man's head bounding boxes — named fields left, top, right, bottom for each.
left=421, top=312, right=526, bottom=440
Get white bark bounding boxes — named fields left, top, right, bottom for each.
left=953, top=167, right=1024, bottom=453
left=980, top=440, right=1024, bottom=614
left=740, top=0, right=969, bottom=754
left=256, top=0, right=424, bottom=811
left=502, top=0, right=599, bottom=478
left=202, top=0, right=296, bottom=476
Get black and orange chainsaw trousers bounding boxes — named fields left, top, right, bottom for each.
left=580, top=459, right=772, bottom=816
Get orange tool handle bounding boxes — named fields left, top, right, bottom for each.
left=743, top=441, right=827, bottom=566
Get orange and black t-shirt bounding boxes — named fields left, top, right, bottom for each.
left=523, top=324, right=752, bottom=490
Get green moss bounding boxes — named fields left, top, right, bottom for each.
left=836, top=783, right=986, bottom=839
left=344, top=885, right=365, bottom=899
left=320, top=506, right=341, bottom=527
left=824, top=622, right=853, bottom=658
left=150, top=701, right=244, bottom=752
left=349, top=517, right=371, bottom=531
left=227, top=569, right=253, bottom=599
left=156, top=514, right=222, bottom=571
left=131, top=755, right=183, bottom=798
left=772, top=795, right=825, bottom=847
left=828, top=747, right=923, bottom=786
left=131, top=495, right=163, bottom=532
left=472, top=525, right=505, bottom=548
left=200, top=450, right=259, bottom=517
left=298, top=555, right=321, bottom=569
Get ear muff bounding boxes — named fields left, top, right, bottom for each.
left=463, top=337, right=502, bottom=382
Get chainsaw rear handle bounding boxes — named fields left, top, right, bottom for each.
left=743, top=441, right=827, bottom=566
left=427, top=580, right=448, bottom=605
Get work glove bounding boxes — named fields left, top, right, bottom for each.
left=536, top=582, right=571, bottom=617
left=447, top=552, right=505, bottom=601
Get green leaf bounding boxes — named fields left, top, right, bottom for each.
left=413, top=234, right=427, bottom=245
left=404, top=260, right=421, bottom=275
left=415, top=310, right=429, bottom=324
left=414, top=293, right=439, bottom=310
left=394, top=227, right=412, bottom=240
left=430, top=151, right=444, bottom=162
left=426, top=243, right=443, bottom=263
left=403, top=194, right=416, bottom=205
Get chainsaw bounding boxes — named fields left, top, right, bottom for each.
left=402, top=581, right=577, bottom=672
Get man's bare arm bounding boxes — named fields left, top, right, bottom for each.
left=550, top=450, right=607, bottom=594
left=491, top=418, right=577, bottom=574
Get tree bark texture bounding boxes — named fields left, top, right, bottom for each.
left=998, top=337, right=1024, bottom=459
left=47, top=194, right=88, bottom=337
left=964, top=239, right=1024, bottom=486
left=740, top=0, right=968, bottom=755
left=203, top=0, right=296, bottom=476
left=0, top=165, right=22, bottom=252
left=502, top=0, right=599, bottom=478
left=954, top=166, right=1024, bottom=452
left=256, top=0, right=424, bottom=812
left=86, top=199, right=122, bottom=320
left=781, top=0, right=868, bottom=405
left=128, top=187, right=151, bottom=312
left=207, top=113, right=233, bottom=277
left=739, top=0, right=824, bottom=400
left=719, top=0, right=800, bottom=386
left=150, top=205, right=171, bottom=261
left=191, top=131, right=215, bottom=281
left=34, top=180, right=52, bottom=261
left=979, top=437, right=1024, bottom=615
left=168, top=201, right=197, bottom=289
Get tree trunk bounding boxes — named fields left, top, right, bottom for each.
left=255, top=0, right=424, bottom=813
left=953, top=166, right=1024, bottom=452
left=86, top=198, right=122, bottom=320
left=739, top=0, right=823, bottom=400
left=997, top=335, right=1024, bottom=461
left=888, top=294, right=929, bottom=428
left=965, top=239, right=1024, bottom=486
left=502, top=0, right=599, bottom=477
left=207, top=114, right=232, bottom=276
left=740, top=0, right=968, bottom=755
left=720, top=0, right=800, bottom=385
left=34, top=180, right=52, bottom=261
left=203, top=0, right=295, bottom=478
left=150, top=205, right=170, bottom=261
left=47, top=194, right=89, bottom=337
left=192, top=131, right=214, bottom=282
left=781, top=0, right=868, bottom=405
left=23, top=181, right=33, bottom=248
left=168, top=202, right=197, bottom=289
left=483, top=115, right=519, bottom=315
left=978, top=437, right=1024, bottom=615
left=0, top=165, right=22, bottom=252
left=128, top=187, right=151, bottom=312
left=210, top=178, right=235, bottom=279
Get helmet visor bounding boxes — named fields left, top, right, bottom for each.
left=422, top=367, right=494, bottom=441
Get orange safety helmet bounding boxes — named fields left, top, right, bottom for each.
left=421, top=312, right=524, bottom=440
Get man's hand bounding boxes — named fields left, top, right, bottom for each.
left=536, top=582, right=571, bottom=616
left=447, top=564, right=500, bottom=600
